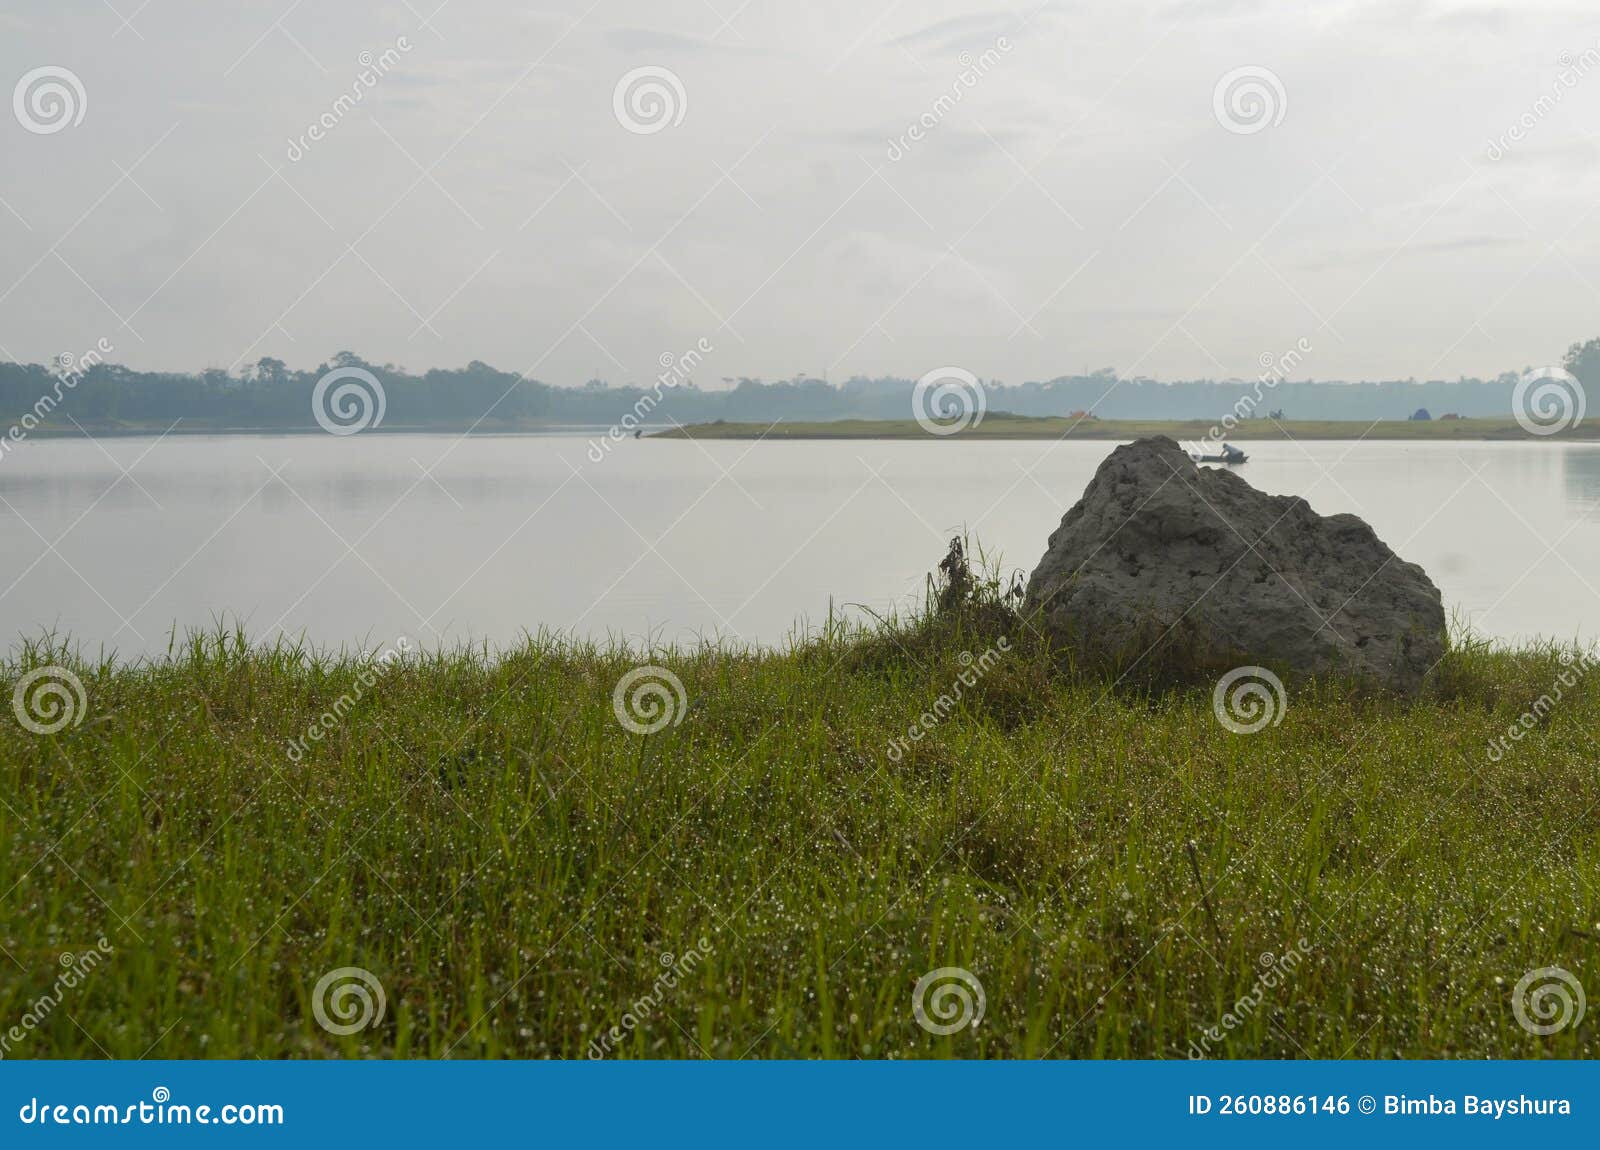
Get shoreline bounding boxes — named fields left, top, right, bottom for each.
left=8, top=416, right=1597, bottom=442
left=6, top=422, right=624, bottom=439
left=649, top=416, right=1600, bottom=441
left=9, top=415, right=1587, bottom=444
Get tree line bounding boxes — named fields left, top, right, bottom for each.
left=4, top=343, right=1596, bottom=430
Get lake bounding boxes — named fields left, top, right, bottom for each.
left=4, top=433, right=1600, bottom=657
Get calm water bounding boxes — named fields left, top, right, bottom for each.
left=5, top=433, right=1600, bottom=656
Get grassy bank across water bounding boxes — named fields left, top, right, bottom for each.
left=14, top=415, right=1596, bottom=441
left=652, top=416, right=1600, bottom=441
left=2, top=608, right=1597, bottom=1059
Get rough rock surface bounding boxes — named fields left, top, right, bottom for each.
left=1022, top=436, right=1446, bottom=693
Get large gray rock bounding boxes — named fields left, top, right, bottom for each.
left=1023, top=436, right=1446, bottom=693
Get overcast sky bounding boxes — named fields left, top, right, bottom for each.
left=2, top=1, right=1599, bottom=388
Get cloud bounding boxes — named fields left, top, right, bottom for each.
left=0, top=0, right=1586, bottom=385
left=1157, top=0, right=1269, bottom=21
left=382, top=57, right=563, bottom=88
left=1411, top=234, right=1524, bottom=253
left=1428, top=3, right=1515, bottom=31
left=891, top=8, right=1030, bottom=55
left=604, top=25, right=771, bottom=56
left=1485, top=138, right=1600, bottom=169
left=1293, top=234, right=1524, bottom=271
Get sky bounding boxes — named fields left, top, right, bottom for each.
left=2, top=1, right=1599, bottom=389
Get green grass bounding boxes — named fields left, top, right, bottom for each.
left=2, top=598, right=1598, bottom=1059
left=652, top=415, right=1600, bottom=440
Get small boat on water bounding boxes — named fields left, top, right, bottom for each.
left=1187, top=442, right=1247, bottom=464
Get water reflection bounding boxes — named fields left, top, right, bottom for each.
left=1562, top=446, right=1600, bottom=519
left=4, top=434, right=1600, bottom=654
